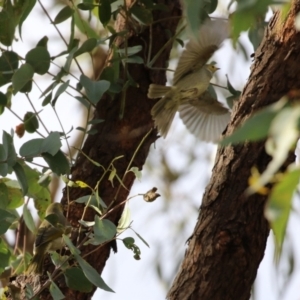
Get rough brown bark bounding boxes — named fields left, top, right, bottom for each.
left=167, top=2, right=300, bottom=300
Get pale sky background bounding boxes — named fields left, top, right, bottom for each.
left=1, top=1, right=300, bottom=300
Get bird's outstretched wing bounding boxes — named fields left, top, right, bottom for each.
left=173, top=19, right=229, bottom=85
left=179, top=90, right=231, bottom=142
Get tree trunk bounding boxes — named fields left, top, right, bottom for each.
left=167, top=2, right=300, bottom=300
left=8, top=1, right=182, bottom=300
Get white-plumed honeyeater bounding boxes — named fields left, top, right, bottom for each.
left=26, top=203, right=71, bottom=275
left=147, top=18, right=231, bottom=142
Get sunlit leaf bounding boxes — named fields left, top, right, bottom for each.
left=117, top=204, right=131, bottom=233
left=265, top=166, right=300, bottom=257
left=221, top=99, right=287, bottom=145
left=23, top=204, right=36, bottom=234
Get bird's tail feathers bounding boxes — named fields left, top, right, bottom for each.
left=151, top=96, right=178, bottom=138
left=26, top=253, right=44, bottom=275
left=148, top=84, right=172, bottom=99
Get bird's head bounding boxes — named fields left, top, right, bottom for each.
left=206, top=64, right=220, bottom=74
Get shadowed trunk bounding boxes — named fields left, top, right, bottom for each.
left=167, top=2, right=300, bottom=299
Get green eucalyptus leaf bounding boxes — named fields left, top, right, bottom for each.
left=221, top=100, right=287, bottom=146
left=36, top=36, right=48, bottom=48
left=0, top=208, right=17, bottom=235
left=53, top=6, right=74, bottom=24
left=77, top=3, right=96, bottom=11
left=74, top=9, right=98, bottom=38
left=0, top=238, right=11, bottom=274
left=12, top=64, right=34, bottom=94
left=63, top=234, right=80, bottom=255
left=0, top=9, right=15, bottom=46
left=25, top=47, right=51, bottom=75
left=0, top=182, right=9, bottom=209
left=52, top=80, right=70, bottom=106
left=42, top=92, right=52, bottom=106
left=2, top=131, right=17, bottom=167
left=42, top=132, right=61, bottom=155
left=0, top=51, right=19, bottom=87
left=49, top=280, right=65, bottom=300
left=93, top=216, right=116, bottom=245
left=19, top=0, right=37, bottom=39
left=23, top=112, right=39, bottom=133
left=12, top=161, right=28, bottom=196
left=64, top=267, right=93, bottom=292
left=42, top=150, right=70, bottom=175
left=74, top=254, right=114, bottom=292
left=74, top=38, right=97, bottom=57
left=80, top=75, right=110, bottom=104
left=19, top=139, right=43, bottom=158
left=3, top=179, right=24, bottom=209
left=99, top=0, right=111, bottom=26
left=23, top=204, right=36, bottom=234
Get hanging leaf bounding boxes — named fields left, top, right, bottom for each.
left=23, top=204, right=36, bottom=234
left=0, top=51, right=19, bottom=87
left=42, top=150, right=70, bottom=176
left=49, top=280, right=65, bottom=300
left=53, top=6, right=74, bottom=24
left=0, top=9, right=15, bottom=46
left=25, top=47, right=51, bottom=75
left=12, top=64, right=34, bottom=94
left=23, top=112, right=39, bottom=133
left=64, top=267, right=93, bottom=292
left=74, top=254, right=114, bottom=292
left=74, top=38, right=97, bottom=57
left=0, top=182, right=9, bottom=209
left=18, top=0, right=37, bottom=39
left=52, top=80, right=70, bottom=106
left=98, top=0, right=111, bottom=27
left=90, top=216, right=116, bottom=245
left=0, top=208, right=17, bottom=235
left=12, top=161, right=28, bottom=195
